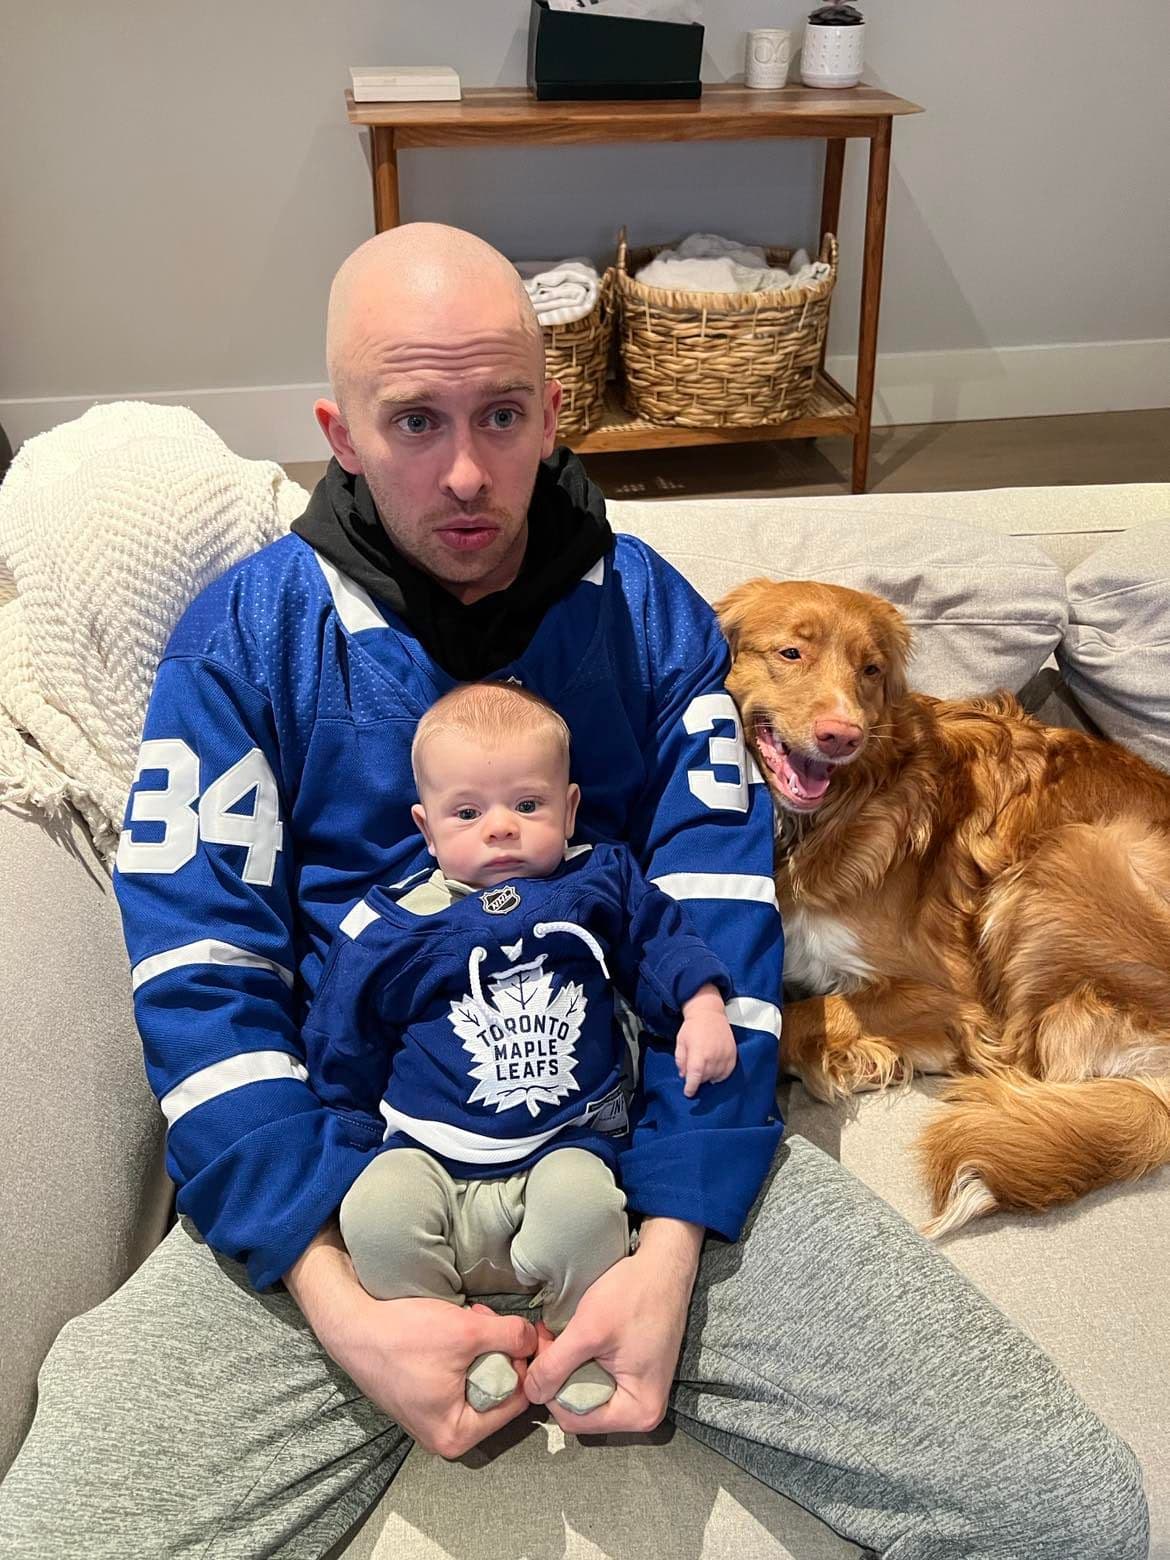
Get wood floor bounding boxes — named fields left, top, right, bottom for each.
left=284, top=406, right=1170, bottom=502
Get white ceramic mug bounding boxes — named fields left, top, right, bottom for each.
left=745, top=28, right=792, bottom=89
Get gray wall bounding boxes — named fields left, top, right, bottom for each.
left=1, top=1, right=1168, bottom=412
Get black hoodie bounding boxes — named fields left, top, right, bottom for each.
left=291, top=447, right=613, bottom=682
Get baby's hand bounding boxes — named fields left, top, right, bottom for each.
left=675, top=985, right=737, bottom=1098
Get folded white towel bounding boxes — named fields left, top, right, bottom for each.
left=514, top=258, right=600, bottom=326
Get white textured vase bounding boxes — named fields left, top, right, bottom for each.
left=800, top=21, right=865, bottom=89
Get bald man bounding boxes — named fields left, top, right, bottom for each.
left=0, top=226, right=1147, bottom=1559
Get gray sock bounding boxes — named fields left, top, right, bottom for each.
left=465, top=1351, right=518, bottom=1412
left=554, top=1358, right=616, bottom=1415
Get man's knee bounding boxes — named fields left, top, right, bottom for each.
left=1010, top=1428, right=1149, bottom=1560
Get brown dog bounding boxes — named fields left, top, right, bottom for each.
left=717, top=577, right=1170, bottom=1235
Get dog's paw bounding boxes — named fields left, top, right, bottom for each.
left=801, top=1041, right=911, bottom=1102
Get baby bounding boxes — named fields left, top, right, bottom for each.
left=304, top=682, right=738, bottom=1416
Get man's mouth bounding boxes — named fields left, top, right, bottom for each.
left=434, top=517, right=500, bottom=552
left=755, top=721, right=836, bottom=812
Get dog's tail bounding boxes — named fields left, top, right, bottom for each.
left=915, top=1071, right=1170, bottom=1238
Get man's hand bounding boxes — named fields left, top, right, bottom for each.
left=522, top=1216, right=703, bottom=1434
left=676, top=983, right=738, bottom=1098
left=284, top=1224, right=537, bottom=1459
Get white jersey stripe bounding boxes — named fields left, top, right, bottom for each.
left=315, top=553, right=388, bottom=633
left=652, top=871, right=778, bottom=908
left=161, top=1051, right=310, bottom=1127
left=380, top=1102, right=564, bottom=1164
left=340, top=900, right=381, bottom=940
left=725, top=996, right=782, bottom=1038
left=132, top=940, right=294, bottom=993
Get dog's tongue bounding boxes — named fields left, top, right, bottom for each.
left=783, top=750, right=832, bottom=800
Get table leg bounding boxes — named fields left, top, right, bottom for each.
left=818, top=138, right=846, bottom=375
left=851, top=118, right=891, bottom=493
left=370, top=127, right=400, bottom=233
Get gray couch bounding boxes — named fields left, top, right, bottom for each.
left=3, top=476, right=1168, bottom=1559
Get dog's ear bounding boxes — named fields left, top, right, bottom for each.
left=875, top=599, right=913, bottom=702
left=713, top=578, right=773, bottom=655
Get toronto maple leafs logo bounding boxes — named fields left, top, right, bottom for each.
left=449, top=944, right=586, bottom=1117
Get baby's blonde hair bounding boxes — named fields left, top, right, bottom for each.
left=411, top=682, right=571, bottom=787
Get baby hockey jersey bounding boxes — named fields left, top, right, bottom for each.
left=304, top=845, right=732, bottom=1181
left=114, top=528, right=783, bottom=1288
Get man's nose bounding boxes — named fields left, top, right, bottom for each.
left=813, top=717, right=863, bottom=758
left=441, top=435, right=490, bottom=504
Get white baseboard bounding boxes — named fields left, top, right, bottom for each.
left=0, top=383, right=333, bottom=466
left=827, top=336, right=1170, bottom=428
left=3, top=338, right=1167, bottom=465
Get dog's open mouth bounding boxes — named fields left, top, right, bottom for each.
left=755, top=722, right=834, bottom=812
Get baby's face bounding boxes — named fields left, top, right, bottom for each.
left=411, top=730, right=580, bottom=889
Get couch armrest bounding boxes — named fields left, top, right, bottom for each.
left=0, top=802, right=171, bottom=1477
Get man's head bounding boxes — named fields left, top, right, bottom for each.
left=315, top=224, right=562, bottom=605
left=410, top=682, right=580, bottom=888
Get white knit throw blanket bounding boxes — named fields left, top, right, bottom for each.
left=0, top=402, right=308, bottom=865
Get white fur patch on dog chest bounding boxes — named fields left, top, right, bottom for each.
left=782, top=903, right=875, bottom=994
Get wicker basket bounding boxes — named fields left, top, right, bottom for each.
left=614, top=231, right=838, bottom=427
left=542, top=268, right=616, bottom=438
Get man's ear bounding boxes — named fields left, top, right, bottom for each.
left=541, top=380, right=564, bottom=459
left=564, top=781, right=581, bottom=840
left=411, top=802, right=436, bottom=857
left=314, top=399, right=363, bottom=475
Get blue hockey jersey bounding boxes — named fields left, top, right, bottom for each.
left=305, top=845, right=732, bottom=1181
left=114, top=530, right=784, bottom=1289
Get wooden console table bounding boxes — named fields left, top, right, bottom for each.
left=346, top=84, right=922, bottom=493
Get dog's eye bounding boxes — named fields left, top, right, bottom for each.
left=776, top=648, right=802, bottom=662
left=863, top=663, right=883, bottom=678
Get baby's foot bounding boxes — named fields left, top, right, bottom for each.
left=466, top=1351, right=518, bottom=1412
left=554, top=1359, right=616, bottom=1415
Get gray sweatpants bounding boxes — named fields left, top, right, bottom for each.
left=0, top=1136, right=1149, bottom=1559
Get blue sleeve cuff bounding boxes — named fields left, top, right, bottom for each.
left=619, top=1122, right=783, bottom=1242
left=640, top=943, right=733, bottom=1035
left=174, top=1108, right=382, bottom=1290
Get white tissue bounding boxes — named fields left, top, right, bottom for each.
left=547, top=0, right=702, bottom=23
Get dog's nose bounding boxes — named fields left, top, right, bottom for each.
left=813, top=719, right=863, bottom=758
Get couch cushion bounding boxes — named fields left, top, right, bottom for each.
left=1057, top=518, right=1170, bottom=771
left=608, top=501, right=1069, bottom=700
left=783, top=1080, right=1170, bottom=1557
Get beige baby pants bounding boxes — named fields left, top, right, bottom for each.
left=339, top=1144, right=630, bottom=1411
left=340, top=1144, right=629, bottom=1322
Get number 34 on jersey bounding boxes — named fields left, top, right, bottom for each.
left=116, top=738, right=283, bottom=886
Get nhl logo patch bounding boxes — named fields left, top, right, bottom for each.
left=481, top=885, right=521, bottom=915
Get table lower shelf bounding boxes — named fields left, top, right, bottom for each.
left=566, top=372, right=857, bottom=454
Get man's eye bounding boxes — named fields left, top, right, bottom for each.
left=456, top=807, right=478, bottom=821
left=776, top=647, right=802, bottom=662
left=488, top=408, right=519, bottom=430
left=397, top=413, right=431, bottom=435
left=515, top=799, right=538, bottom=815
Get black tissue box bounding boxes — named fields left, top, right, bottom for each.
left=527, top=0, right=704, bottom=101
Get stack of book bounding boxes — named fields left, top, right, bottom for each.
left=349, top=66, right=462, bottom=103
